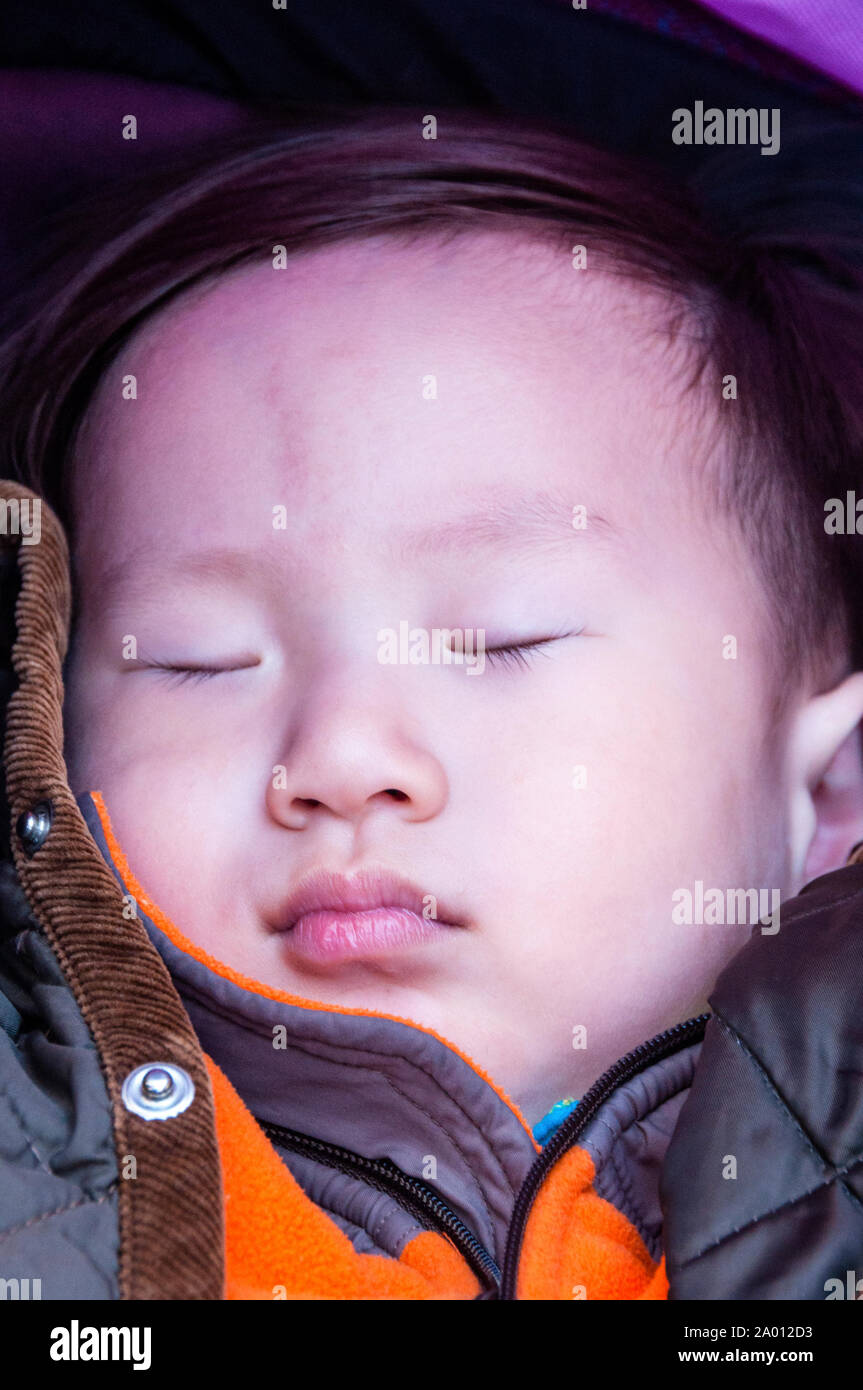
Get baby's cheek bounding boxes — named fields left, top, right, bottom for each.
left=90, top=761, right=227, bottom=931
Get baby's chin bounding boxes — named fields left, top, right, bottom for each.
left=259, top=935, right=491, bottom=1063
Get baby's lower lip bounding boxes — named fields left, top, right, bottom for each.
left=285, top=906, right=447, bottom=965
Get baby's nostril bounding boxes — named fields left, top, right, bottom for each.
left=385, top=789, right=408, bottom=801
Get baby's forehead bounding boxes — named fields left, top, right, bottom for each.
left=74, top=229, right=720, bottom=559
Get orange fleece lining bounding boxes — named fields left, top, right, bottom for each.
left=91, top=790, right=541, bottom=1153
left=207, top=1054, right=663, bottom=1300
left=206, top=1054, right=481, bottom=1298
left=517, top=1145, right=668, bottom=1300
left=205, top=1050, right=664, bottom=1301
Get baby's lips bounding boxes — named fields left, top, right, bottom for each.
left=267, top=863, right=469, bottom=934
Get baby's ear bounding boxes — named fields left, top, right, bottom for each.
left=789, top=671, right=863, bottom=888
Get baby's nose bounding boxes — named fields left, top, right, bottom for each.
left=265, top=696, right=448, bottom=830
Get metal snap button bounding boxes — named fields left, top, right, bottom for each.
left=16, top=801, right=52, bottom=856
left=121, top=1062, right=195, bottom=1121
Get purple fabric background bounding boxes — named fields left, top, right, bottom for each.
left=697, top=0, right=863, bottom=97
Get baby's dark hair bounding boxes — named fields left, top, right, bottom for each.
left=1, top=103, right=862, bottom=703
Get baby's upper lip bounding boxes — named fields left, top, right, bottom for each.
left=269, top=866, right=468, bottom=933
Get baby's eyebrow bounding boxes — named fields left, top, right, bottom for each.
left=92, top=488, right=620, bottom=607
left=387, top=488, right=621, bottom=563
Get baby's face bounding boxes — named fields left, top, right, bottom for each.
left=64, top=233, right=792, bottom=1124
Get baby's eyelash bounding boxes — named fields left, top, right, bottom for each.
left=484, top=642, right=548, bottom=671
left=130, top=650, right=262, bottom=686
left=145, top=663, right=224, bottom=687
left=484, top=628, right=582, bottom=671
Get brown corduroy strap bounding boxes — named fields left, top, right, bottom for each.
left=0, top=481, right=225, bottom=1299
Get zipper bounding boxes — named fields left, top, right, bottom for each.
left=256, top=1011, right=708, bottom=1301
left=496, top=1011, right=710, bottom=1300
left=258, top=1117, right=502, bottom=1294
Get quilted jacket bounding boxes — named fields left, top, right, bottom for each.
left=1, top=481, right=862, bottom=1300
